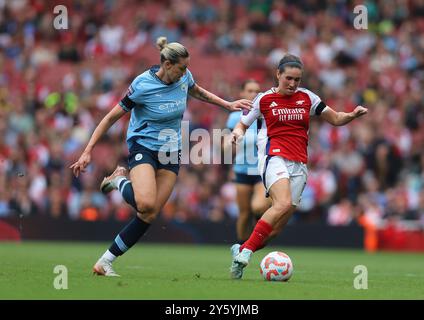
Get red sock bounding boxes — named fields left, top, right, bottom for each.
left=240, top=219, right=273, bottom=253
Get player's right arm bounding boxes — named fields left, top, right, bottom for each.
left=229, top=92, right=263, bottom=145
left=230, top=121, right=249, bottom=145
left=70, top=77, right=144, bottom=177
left=70, top=104, right=127, bottom=177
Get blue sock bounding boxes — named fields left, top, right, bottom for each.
left=117, top=179, right=138, bottom=211
left=109, top=216, right=151, bottom=256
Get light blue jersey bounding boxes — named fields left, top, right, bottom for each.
left=226, top=111, right=259, bottom=175
left=119, top=65, right=195, bottom=152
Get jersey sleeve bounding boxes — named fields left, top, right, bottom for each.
left=186, top=69, right=195, bottom=89
left=226, top=112, right=241, bottom=130
left=303, top=88, right=327, bottom=116
left=240, top=93, right=263, bottom=127
left=119, top=76, right=144, bottom=112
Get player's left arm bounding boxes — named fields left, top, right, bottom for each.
left=189, top=83, right=252, bottom=112
left=320, top=105, right=368, bottom=126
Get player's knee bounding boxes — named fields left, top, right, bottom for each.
left=137, top=211, right=158, bottom=224
left=135, top=199, right=155, bottom=215
left=272, top=199, right=291, bottom=216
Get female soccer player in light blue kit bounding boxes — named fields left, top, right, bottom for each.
left=70, top=36, right=252, bottom=276
left=225, top=80, right=270, bottom=246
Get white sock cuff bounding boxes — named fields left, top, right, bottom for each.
left=102, top=250, right=117, bottom=263
left=113, top=176, right=127, bottom=189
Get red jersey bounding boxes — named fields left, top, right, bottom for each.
left=241, top=87, right=326, bottom=163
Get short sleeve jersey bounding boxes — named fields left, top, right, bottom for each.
left=119, top=65, right=195, bottom=152
left=240, top=87, right=327, bottom=163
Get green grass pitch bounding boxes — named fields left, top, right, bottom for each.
left=0, top=241, right=423, bottom=300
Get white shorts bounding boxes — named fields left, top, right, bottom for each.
left=258, top=156, right=308, bottom=206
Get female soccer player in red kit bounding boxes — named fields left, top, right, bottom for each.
left=229, top=54, right=368, bottom=279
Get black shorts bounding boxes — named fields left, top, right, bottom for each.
left=233, top=173, right=262, bottom=185
left=128, top=143, right=181, bottom=175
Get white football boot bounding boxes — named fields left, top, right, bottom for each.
left=100, top=166, right=127, bottom=194
left=230, top=244, right=243, bottom=279
left=230, top=245, right=253, bottom=279
left=93, top=258, right=120, bottom=277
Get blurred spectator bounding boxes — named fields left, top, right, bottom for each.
left=332, top=139, right=365, bottom=202
left=99, top=16, right=124, bottom=55
left=327, top=198, right=355, bottom=226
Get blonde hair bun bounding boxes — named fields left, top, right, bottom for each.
left=156, top=36, right=168, bottom=51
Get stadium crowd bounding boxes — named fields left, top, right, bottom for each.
left=1, top=0, right=423, bottom=229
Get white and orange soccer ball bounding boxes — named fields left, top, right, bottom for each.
left=260, top=251, right=293, bottom=281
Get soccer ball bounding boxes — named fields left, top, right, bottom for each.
left=260, top=251, right=293, bottom=281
